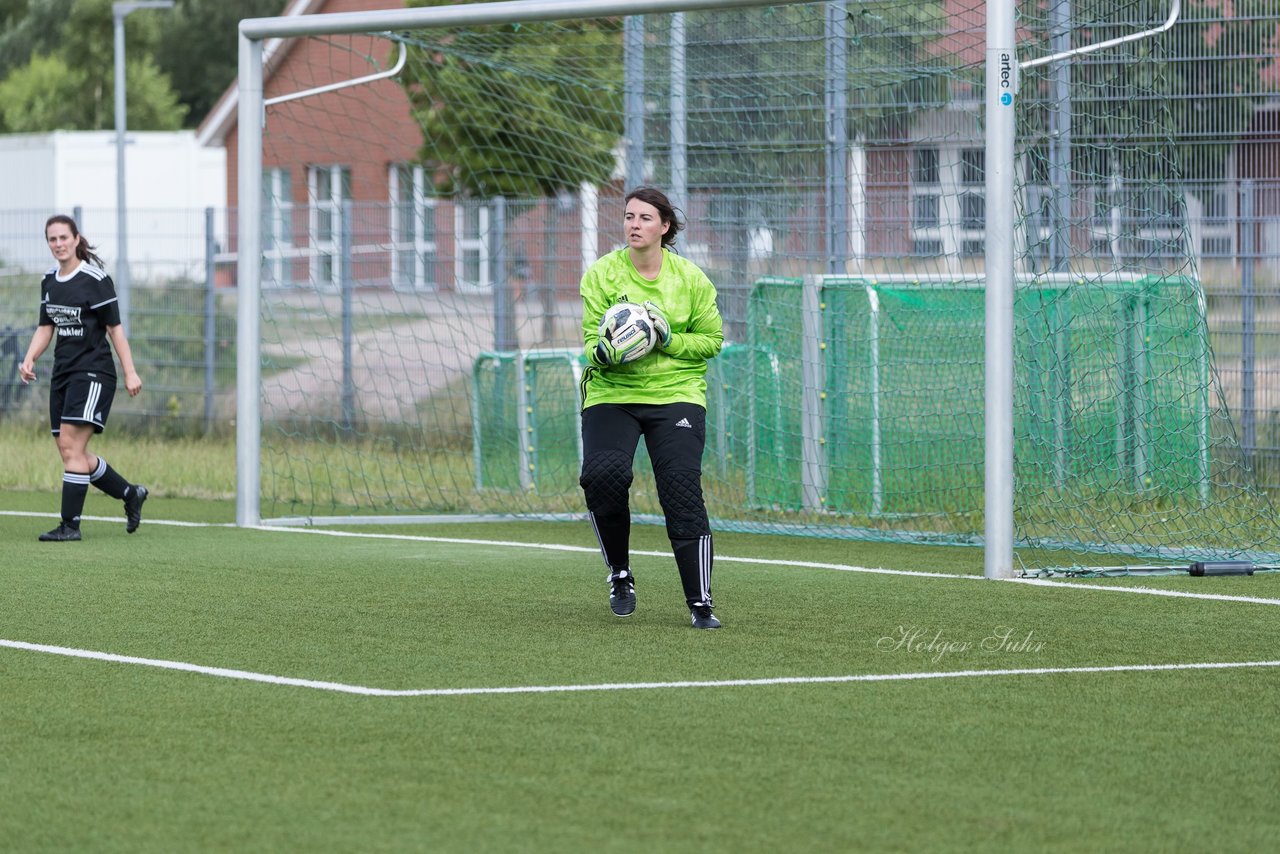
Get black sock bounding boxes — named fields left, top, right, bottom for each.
left=89, top=457, right=131, bottom=501
left=588, top=511, right=631, bottom=573
left=672, top=533, right=714, bottom=608
left=61, top=472, right=90, bottom=529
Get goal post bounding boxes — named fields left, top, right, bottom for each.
left=233, top=0, right=799, bottom=530
left=983, top=0, right=1183, bottom=577
left=232, top=0, right=1280, bottom=574
left=985, top=0, right=1017, bottom=578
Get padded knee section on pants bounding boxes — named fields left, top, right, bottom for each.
left=580, top=450, right=634, bottom=515
left=655, top=468, right=709, bottom=539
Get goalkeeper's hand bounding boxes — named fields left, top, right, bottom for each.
left=643, top=300, right=672, bottom=350
left=593, top=315, right=650, bottom=366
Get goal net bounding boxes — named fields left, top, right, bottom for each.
left=238, top=0, right=1280, bottom=572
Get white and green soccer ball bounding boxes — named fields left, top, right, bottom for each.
left=598, top=301, right=657, bottom=363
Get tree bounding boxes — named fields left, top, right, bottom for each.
left=0, top=0, right=185, bottom=131
left=1161, top=0, right=1279, bottom=183
left=0, top=0, right=283, bottom=130
left=0, top=53, right=85, bottom=131
left=401, top=0, right=624, bottom=198
left=153, top=0, right=286, bottom=128
left=0, top=51, right=185, bottom=131
left=0, top=0, right=74, bottom=78
left=0, top=0, right=30, bottom=29
left=676, top=3, right=949, bottom=191
left=1038, top=0, right=1280, bottom=185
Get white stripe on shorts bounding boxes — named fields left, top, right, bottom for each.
left=82, top=381, right=102, bottom=426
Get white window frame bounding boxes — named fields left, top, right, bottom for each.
left=262, top=168, right=293, bottom=288
left=957, top=147, right=985, bottom=258
left=910, top=144, right=985, bottom=263
left=308, top=165, right=350, bottom=290
left=1196, top=184, right=1235, bottom=260
left=389, top=164, right=438, bottom=291
left=454, top=200, right=491, bottom=293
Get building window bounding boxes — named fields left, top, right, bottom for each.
left=308, top=165, right=351, bottom=289
left=910, top=147, right=942, bottom=256
left=262, top=168, right=293, bottom=288
left=910, top=145, right=985, bottom=259
left=389, top=164, right=438, bottom=290
left=914, top=195, right=940, bottom=229
left=959, top=148, right=984, bottom=256
left=913, top=147, right=940, bottom=185
left=454, top=199, right=490, bottom=291
left=1199, top=186, right=1233, bottom=258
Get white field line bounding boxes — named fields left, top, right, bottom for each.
left=256, top=526, right=1280, bottom=607
left=4, top=510, right=1280, bottom=606
left=1, top=638, right=1277, bottom=697
left=0, top=510, right=231, bottom=528
left=1008, top=576, right=1280, bottom=606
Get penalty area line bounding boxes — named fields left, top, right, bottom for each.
left=1, top=638, right=1279, bottom=698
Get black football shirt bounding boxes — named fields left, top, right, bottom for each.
left=38, top=262, right=122, bottom=382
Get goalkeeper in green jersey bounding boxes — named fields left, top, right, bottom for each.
left=579, top=187, right=725, bottom=629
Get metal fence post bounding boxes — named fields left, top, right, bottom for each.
left=204, top=206, right=216, bottom=434
left=1241, top=179, right=1256, bottom=463
left=493, top=196, right=515, bottom=350
left=670, top=13, right=687, bottom=215
left=624, top=15, right=645, bottom=189
left=825, top=1, right=849, bottom=276
left=800, top=275, right=827, bottom=511
left=341, top=199, right=355, bottom=432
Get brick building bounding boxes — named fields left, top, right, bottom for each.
left=200, top=0, right=607, bottom=298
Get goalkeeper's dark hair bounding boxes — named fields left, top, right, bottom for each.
left=625, top=186, right=683, bottom=250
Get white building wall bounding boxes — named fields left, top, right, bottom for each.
left=0, top=130, right=226, bottom=279
left=0, top=136, right=58, bottom=274
left=1, top=135, right=58, bottom=211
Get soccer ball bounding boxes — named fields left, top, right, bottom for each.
left=599, top=301, right=657, bottom=363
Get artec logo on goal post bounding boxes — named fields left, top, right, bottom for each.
left=998, top=50, right=1016, bottom=106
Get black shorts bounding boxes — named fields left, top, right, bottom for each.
left=49, top=372, right=117, bottom=435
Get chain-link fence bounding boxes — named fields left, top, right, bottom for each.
left=2, top=183, right=1277, bottom=458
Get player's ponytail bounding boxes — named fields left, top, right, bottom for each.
left=625, top=187, right=683, bottom=250
left=45, top=214, right=105, bottom=269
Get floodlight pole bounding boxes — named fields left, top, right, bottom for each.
left=113, top=0, right=174, bottom=332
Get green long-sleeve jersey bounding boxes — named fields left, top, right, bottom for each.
left=580, top=247, right=724, bottom=409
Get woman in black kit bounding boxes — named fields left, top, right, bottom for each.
left=18, top=215, right=148, bottom=542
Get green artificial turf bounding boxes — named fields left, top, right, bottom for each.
left=2, top=491, right=1278, bottom=852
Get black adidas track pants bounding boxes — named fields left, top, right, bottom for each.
left=579, top=401, right=714, bottom=608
